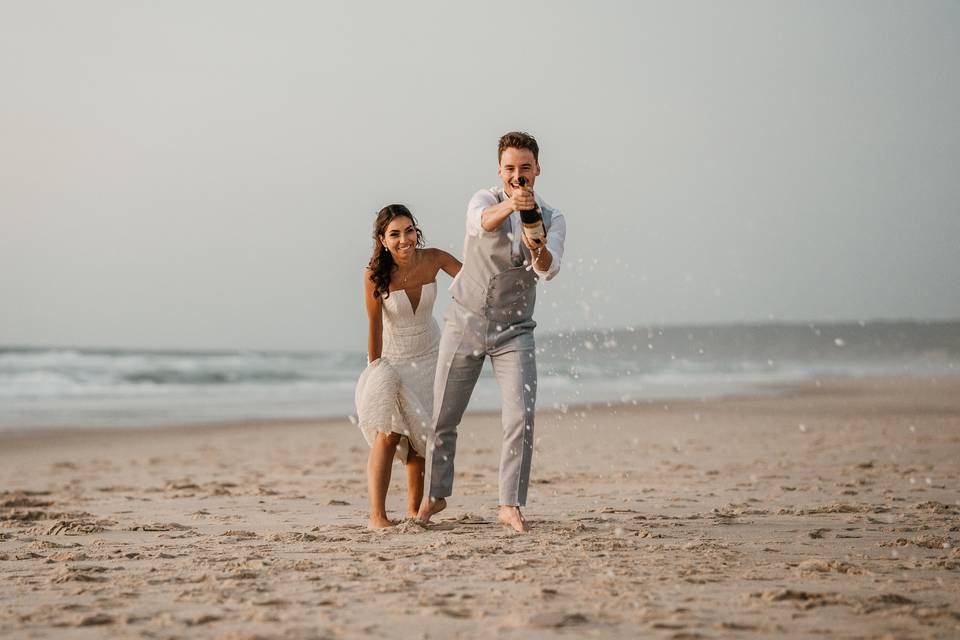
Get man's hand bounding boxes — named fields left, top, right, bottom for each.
left=522, top=231, right=552, bottom=272
left=509, top=187, right=536, bottom=212
left=521, top=232, right=544, bottom=251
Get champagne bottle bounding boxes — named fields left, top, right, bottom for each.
left=516, top=176, right=545, bottom=246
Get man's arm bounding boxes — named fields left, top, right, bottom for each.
left=466, top=190, right=497, bottom=236
left=530, top=243, right=553, bottom=273
left=480, top=199, right=515, bottom=232
left=484, top=187, right=536, bottom=231
left=467, top=188, right=537, bottom=234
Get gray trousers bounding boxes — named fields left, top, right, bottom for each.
left=424, top=301, right=537, bottom=507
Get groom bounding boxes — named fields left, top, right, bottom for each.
left=418, top=131, right=567, bottom=532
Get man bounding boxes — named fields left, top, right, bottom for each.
left=417, top=131, right=567, bottom=532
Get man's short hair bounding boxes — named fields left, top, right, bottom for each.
left=498, top=131, right=539, bottom=163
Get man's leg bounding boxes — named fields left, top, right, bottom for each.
left=419, top=306, right=484, bottom=521
left=489, top=346, right=537, bottom=530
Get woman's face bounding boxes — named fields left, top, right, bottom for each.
left=380, top=216, right=417, bottom=260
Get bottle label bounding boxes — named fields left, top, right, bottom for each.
left=523, top=221, right=545, bottom=243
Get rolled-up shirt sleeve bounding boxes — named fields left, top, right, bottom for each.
left=466, top=189, right=498, bottom=236
left=534, top=210, right=565, bottom=281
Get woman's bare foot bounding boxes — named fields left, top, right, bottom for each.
left=497, top=506, right=529, bottom=533
left=416, top=497, right=446, bottom=523
left=367, top=515, right=395, bottom=529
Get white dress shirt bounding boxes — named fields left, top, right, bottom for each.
left=465, top=187, right=566, bottom=281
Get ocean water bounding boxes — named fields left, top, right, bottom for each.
left=1, top=321, right=957, bottom=432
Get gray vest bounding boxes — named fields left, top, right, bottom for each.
left=449, top=188, right=554, bottom=324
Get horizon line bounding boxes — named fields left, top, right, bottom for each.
left=3, top=316, right=958, bottom=356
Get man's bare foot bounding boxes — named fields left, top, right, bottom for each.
left=497, top=506, right=529, bottom=533
left=367, top=515, right=395, bottom=529
left=415, top=497, right=446, bottom=523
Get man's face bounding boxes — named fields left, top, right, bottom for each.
left=498, top=147, right=541, bottom=195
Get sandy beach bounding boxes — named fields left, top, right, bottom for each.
left=2, top=376, right=958, bottom=639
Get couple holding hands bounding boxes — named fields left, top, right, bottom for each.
left=355, top=131, right=567, bottom=532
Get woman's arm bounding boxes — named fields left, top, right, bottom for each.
left=429, top=248, right=462, bottom=278
left=363, top=270, right=383, bottom=363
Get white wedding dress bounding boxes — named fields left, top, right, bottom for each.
left=355, top=281, right=440, bottom=464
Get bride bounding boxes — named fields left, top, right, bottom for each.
left=355, top=204, right=461, bottom=528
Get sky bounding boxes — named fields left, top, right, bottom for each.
left=2, top=1, right=958, bottom=352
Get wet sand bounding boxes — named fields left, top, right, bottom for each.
left=2, top=376, right=959, bottom=639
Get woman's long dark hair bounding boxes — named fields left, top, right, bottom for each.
left=368, top=204, right=424, bottom=300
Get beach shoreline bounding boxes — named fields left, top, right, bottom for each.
left=2, top=375, right=959, bottom=638
left=0, top=372, right=935, bottom=441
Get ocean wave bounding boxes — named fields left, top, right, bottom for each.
left=1, top=321, right=957, bottom=430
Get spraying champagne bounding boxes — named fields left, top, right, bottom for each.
left=516, top=176, right=545, bottom=246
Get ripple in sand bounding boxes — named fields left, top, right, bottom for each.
left=184, top=613, right=223, bottom=626
left=48, top=551, right=89, bottom=562
left=41, top=519, right=115, bottom=535
left=389, top=519, right=428, bottom=534
left=220, top=530, right=258, bottom=539
left=528, top=612, right=588, bottom=628
left=1, top=495, right=54, bottom=509
left=125, top=522, right=195, bottom=532
left=796, top=559, right=870, bottom=575
left=914, top=500, right=959, bottom=514
left=714, top=503, right=769, bottom=517
left=2, top=510, right=52, bottom=522
left=50, top=566, right=112, bottom=583
left=225, top=570, right=259, bottom=580
left=164, top=479, right=199, bottom=491
left=453, top=513, right=491, bottom=524
left=715, top=621, right=763, bottom=631
left=253, top=599, right=289, bottom=607
left=75, top=613, right=115, bottom=627
left=747, top=589, right=847, bottom=609
left=269, top=532, right=318, bottom=543
left=882, top=535, right=953, bottom=549
left=781, top=503, right=890, bottom=515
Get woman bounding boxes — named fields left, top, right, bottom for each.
left=355, top=204, right=461, bottom=528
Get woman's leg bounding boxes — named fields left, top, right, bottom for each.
left=405, top=448, right=425, bottom=518
left=367, top=431, right=402, bottom=529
